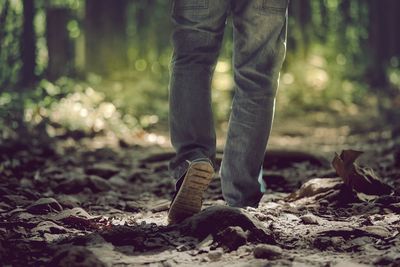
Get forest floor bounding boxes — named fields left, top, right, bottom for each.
left=1, top=112, right=400, bottom=267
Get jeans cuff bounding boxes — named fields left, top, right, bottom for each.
left=173, top=157, right=214, bottom=178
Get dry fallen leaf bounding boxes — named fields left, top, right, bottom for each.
left=286, top=177, right=343, bottom=201
left=332, top=150, right=393, bottom=196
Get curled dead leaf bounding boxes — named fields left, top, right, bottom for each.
left=332, top=150, right=393, bottom=196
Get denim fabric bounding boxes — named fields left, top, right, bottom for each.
left=168, top=0, right=288, bottom=207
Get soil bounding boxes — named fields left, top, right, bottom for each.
left=1, top=115, right=400, bottom=267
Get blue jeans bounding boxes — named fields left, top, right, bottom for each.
left=168, top=0, right=288, bottom=207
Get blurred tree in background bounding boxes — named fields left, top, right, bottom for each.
left=0, top=0, right=399, bottom=141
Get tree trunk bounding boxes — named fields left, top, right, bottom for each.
left=85, top=0, right=128, bottom=75
left=367, top=0, right=400, bottom=134
left=46, top=8, right=72, bottom=80
left=288, top=0, right=312, bottom=58
left=0, top=0, right=10, bottom=43
left=20, top=0, right=36, bottom=86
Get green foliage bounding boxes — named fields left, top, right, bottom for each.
left=0, top=0, right=23, bottom=87
left=277, top=53, right=367, bottom=116
left=0, top=78, right=143, bottom=140
left=87, top=73, right=169, bottom=128
left=1, top=0, right=400, bottom=136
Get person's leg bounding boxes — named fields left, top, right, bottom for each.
left=168, top=0, right=230, bottom=181
left=168, top=0, right=230, bottom=223
left=220, top=0, right=288, bottom=207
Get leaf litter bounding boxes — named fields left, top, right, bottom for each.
left=0, top=132, right=400, bottom=266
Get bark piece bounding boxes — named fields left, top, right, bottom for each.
left=178, top=206, right=275, bottom=244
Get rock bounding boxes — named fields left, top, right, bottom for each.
left=300, top=213, right=320, bottom=225
left=216, top=226, right=247, bottom=251
left=88, top=175, right=111, bottom=192
left=85, top=163, right=120, bottom=179
left=178, top=206, right=275, bottom=244
left=253, top=244, right=283, bottom=259
left=49, top=246, right=106, bottom=267
left=27, top=197, right=63, bottom=214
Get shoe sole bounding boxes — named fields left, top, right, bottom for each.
left=168, top=161, right=214, bottom=224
